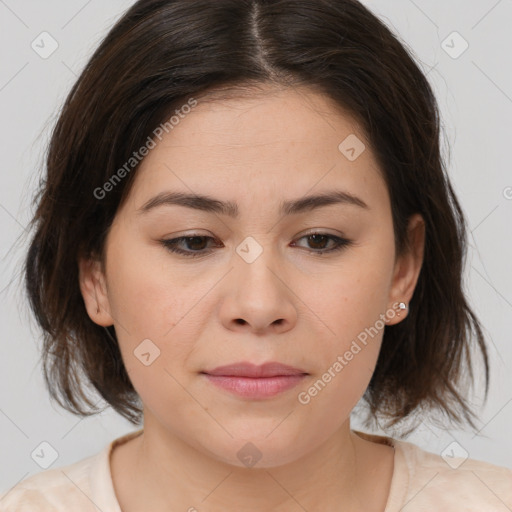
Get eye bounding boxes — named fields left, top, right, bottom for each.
left=291, top=233, right=353, bottom=255
left=159, top=232, right=353, bottom=258
left=160, top=235, right=221, bottom=258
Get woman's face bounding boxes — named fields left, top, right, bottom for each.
left=80, top=85, right=423, bottom=467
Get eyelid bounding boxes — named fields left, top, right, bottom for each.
left=159, top=227, right=347, bottom=245
left=159, top=230, right=353, bottom=258
left=295, top=227, right=347, bottom=238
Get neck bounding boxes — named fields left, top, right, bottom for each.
left=114, top=416, right=390, bottom=512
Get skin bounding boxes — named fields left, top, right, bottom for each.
left=79, top=84, right=425, bottom=512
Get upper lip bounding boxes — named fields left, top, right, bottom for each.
left=203, top=362, right=308, bottom=378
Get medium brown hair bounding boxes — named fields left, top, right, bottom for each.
left=24, top=0, right=489, bottom=433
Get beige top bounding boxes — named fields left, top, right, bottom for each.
left=1, top=429, right=511, bottom=511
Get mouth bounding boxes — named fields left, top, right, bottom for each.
left=200, top=362, right=309, bottom=399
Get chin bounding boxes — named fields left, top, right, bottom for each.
left=201, top=425, right=312, bottom=469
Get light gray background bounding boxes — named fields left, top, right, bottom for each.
left=0, top=0, right=511, bottom=494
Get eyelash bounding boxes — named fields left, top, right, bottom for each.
left=159, top=233, right=353, bottom=258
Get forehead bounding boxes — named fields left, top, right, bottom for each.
left=161, top=84, right=362, bottom=155
left=121, top=85, right=388, bottom=216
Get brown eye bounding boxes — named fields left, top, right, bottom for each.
left=160, top=232, right=352, bottom=258
left=305, top=234, right=330, bottom=250
left=291, top=233, right=353, bottom=255
left=160, top=235, right=221, bottom=258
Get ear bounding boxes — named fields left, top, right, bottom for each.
left=386, top=213, right=425, bottom=325
left=78, top=256, right=114, bottom=327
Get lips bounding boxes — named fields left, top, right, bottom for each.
left=202, top=361, right=308, bottom=378
left=201, top=362, right=308, bottom=399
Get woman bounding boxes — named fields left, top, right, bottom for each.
left=2, top=0, right=511, bottom=510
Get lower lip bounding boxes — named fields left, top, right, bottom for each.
left=203, top=374, right=307, bottom=399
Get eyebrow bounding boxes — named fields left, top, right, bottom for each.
left=137, top=189, right=369, bottom=217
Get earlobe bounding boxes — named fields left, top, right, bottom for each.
left=78, top=257, right=114, bottom=327
left=386, top=213, right=425, bottom=326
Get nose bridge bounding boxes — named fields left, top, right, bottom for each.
left=234, top=234, right=282, bottom=296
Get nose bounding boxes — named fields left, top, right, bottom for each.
left=218, top=244, right=298, bottom=335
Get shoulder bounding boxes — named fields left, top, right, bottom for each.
left=395, top=437, right=512, bottom=510
left=0, top=451, right=103, bottom=512
left=0, top=429, right=143, bottom=512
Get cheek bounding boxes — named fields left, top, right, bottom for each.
left=104, top=239, right=205, bottom=380
left=295, top=231, right=395, bottom=407
left=295, top=343, right=379, bottom=450
left=294, top=266, right=392, bottom=442
left=106, top=234, right=201, bottom=334
left=304, top=245, right=394, bottom=349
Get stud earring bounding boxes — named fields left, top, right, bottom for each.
left=396, top=302, right=407, bottom=317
